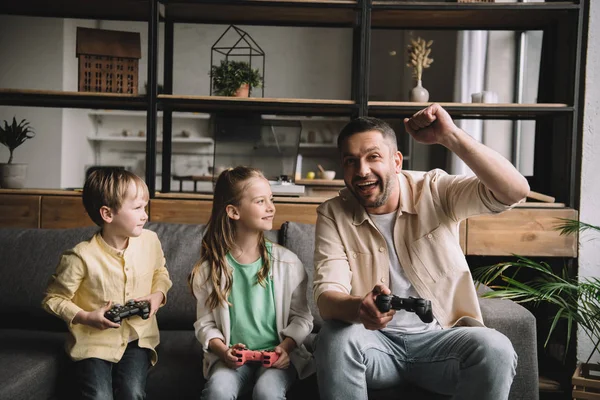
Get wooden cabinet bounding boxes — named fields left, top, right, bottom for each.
left=0, top=191, right=578, bottom=258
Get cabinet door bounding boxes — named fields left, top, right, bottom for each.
left=41, top=197, right=94, bottom=229
left=0, top=195, right=40, bottom=228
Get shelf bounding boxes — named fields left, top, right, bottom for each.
left=371, top=2, right=580, bottom=30
left=299, top=143, right=337, bottom=148
left=162, top=0, right=358, bottom=27
left=0, top=89, right=147, bottom=110
left=262, top=115, right=350, bottom=121
left=88, top=136, right=214, bottom=144
left=0, top=0, right=152, bottom=21
left=367, top=102, right=573, bottom=120
left=159, top=95, right=357, bottom=116
left=87, top=110, right=211, bottom=119
left=296, top=178, right=344, bottom=187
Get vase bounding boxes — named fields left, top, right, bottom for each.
left=0, top=163, right=27, bottom=188
left=409, top=80, right=429, bottom=102
left=234, top=84, right=250, bottom=98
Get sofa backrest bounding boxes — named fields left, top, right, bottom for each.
left=0, top=222, right=281, bottom=332
left=0, top=226, right=99, bottom=330
left=278, top=222, right=323, bottom=331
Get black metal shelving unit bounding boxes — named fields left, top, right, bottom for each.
left=0, top=0, right=586, bottom=208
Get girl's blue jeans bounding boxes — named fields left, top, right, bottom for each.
left=201, top=360, right=297, bottom=400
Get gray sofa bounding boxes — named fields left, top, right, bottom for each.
left=0, top=221, right=538, bottom=400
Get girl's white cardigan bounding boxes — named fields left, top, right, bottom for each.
left=192, top=243, right=315, bottom=379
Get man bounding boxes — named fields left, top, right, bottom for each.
left=313, top=103, right=530, bottom=399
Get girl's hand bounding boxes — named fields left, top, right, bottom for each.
left=271, top=345, right=290, bottom=369
left=135, top=292, right=164, bottom=317
left=223, top=343, right=246, bottom=369
left=73, top=301, right=121, bottom=330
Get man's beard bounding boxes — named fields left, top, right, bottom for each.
left=351, top=173, right=394, bottom=209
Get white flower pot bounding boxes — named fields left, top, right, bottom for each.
left=0, top=163, right=28, bottom=188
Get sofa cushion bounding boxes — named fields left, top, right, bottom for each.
left=147, top=330, right=205, bottom=400
left=479, top=297, right=538, bottom=400
left=0, top=226, right=99, bottom=330
left=279, top=222, right=323, bottom=331
left=0, top=329, right=67, bottom=400
left=145, top=222, right=205, bottom=330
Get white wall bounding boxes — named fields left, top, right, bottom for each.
left=578, top=1, right=600, bottom=365
left=0, top=15, right=64, bottom=188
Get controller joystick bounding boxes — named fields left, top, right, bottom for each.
left=234, top=349, right=279, bottom=368
left=104, top=300, right=150, bottom=324
left=375, top=294, right=434, bottom=323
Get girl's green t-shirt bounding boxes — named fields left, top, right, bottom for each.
left=227, top=242, right=279, bottom=350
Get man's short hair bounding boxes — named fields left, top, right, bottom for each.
left=337, top=117, right=398, bottom=153
left=82, top=167, right=149, bottom=227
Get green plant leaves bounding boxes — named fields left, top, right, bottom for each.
left=0, top=117, right=35, bottom=164
left=473, top=219, right=600, bottom=364
left=210, top=60, right=263, bottom=96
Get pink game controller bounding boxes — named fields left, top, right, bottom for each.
left=234, top=349, right=279, bottom=368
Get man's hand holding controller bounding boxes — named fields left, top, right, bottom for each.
left=358, top=284, right=397, bottom=331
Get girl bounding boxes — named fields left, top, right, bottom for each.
left=190, top=166, right=314, bottom=400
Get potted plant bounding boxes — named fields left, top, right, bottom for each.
left=210, top=59, right=263, bottom=97
left=473, top=219, right=600, bottom=396
left=0, top=117, right=35, bottom=188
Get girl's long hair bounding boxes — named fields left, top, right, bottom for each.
left=189, top=166, right=272, bottom=311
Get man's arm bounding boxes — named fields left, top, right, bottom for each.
left=314, top=209, right=396, bottom=330
left=317, top=291, right=362, bottom=322
left=404, top=104, right=530, bottom=205
left=318, top=286, right=395, bottom=330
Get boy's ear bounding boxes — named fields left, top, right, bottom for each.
left=99, top=206, right=113, bottom=224
left=226, top=204, right=240, bottom=220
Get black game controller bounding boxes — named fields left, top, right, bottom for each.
left=375, top=294, right=434, bottom=323
left=104, top=300, right=150, bottom=324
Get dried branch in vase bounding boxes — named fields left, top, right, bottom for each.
left=407, top=37, right=434, bottom=82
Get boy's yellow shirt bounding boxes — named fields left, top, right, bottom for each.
left=42, top=229, right=172, bottom=365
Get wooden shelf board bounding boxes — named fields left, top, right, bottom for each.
left=0, top=0, right=151, bottom=21
left=88, top=136, right=214, bottom=144
left=88, top=110, right=211, bottom=119
left=163, top=0, right=358, bottom=26
left=371, top=2, right=579, bottom=30
left=159, top=95, right=357, bottom=116
left=0, top=89, right=147, bottom=110
left=296, top=178, right=344, bottom=187
left=368, top=102, right=573, bottom=119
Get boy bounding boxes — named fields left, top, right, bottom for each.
left=42, top=168, right=172, bottom=399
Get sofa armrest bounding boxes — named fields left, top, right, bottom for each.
left=479, top=297, right=539, bottom=400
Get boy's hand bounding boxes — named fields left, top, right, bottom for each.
left=135, top=292, right=164, bottom=317
left=73, top=301, right=121, bottom=330
left=271, top=345, right=290, bottom=369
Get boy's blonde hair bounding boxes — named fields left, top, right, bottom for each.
left=189, top=166, right=272, bottom=311
left=82, top=167, right=149, bottom=227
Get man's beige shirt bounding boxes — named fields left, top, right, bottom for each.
left=314, top=169, right=517, bottom=328
left=42, top=229, right=172, bottom=365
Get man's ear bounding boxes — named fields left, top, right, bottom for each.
left=226, top=204, right=240, bottom=220
left=99, top=206, right=113, bottom=224
left=394, top=151, right=403, bottom=173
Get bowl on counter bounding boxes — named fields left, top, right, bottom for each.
left=319, top=170, right=336, bottom=180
